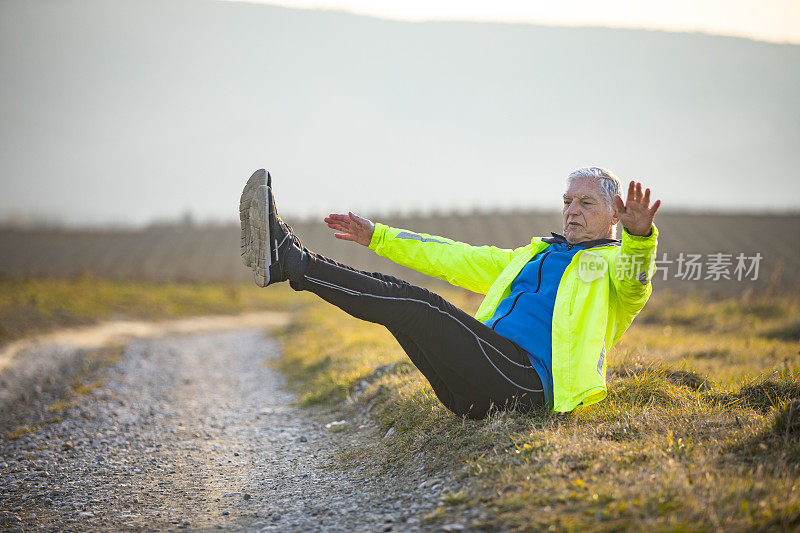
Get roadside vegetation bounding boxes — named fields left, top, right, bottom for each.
left=0, top=276, right=311, bottom=347
left=3, top=275, right=798, bottom=529
left=276, top=287, right=800, bottom=530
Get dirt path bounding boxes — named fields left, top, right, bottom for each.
left=0, top=312, right=293, bottom=409
left=0, top=327, right=454, bottom=532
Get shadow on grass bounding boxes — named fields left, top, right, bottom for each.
left=726, top=398, right=800, bottom=480
left=708, top=370, right=800, bottom=413
left=715, top=374, right=800, bottom=478
left=760, top=320, right=800, bottom=342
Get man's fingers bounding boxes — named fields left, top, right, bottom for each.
left=613, top=194, right=625, bottom=213
left=348, top=211, right=368, bottom=225
left=626, top=181, right=636, bottom=204
left=635, top=182, right=643, bottom=202
left=325, top=219, right=350, bottom=229
left=325, top=214, right=360, bottom=233
left=348, top=212, right=364, bottom=226
left=333, top=233, right=356, bottom=241
left=649, top=198, right=662, bottom=216
left=325, top=215, right=350, bottom=227
left=643, top=187, right=651, bottom=206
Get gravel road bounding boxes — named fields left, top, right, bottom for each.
left=0, top=327, right=460, bottom=532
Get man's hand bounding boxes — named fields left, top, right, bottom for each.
left=613, top=181, right=661, bottom=237
left=324, top=212, right=375, bottom=247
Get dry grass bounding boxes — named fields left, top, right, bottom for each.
left=0, top=276, right=311, bottom=347
left=276, top=287, right=800, bottom=531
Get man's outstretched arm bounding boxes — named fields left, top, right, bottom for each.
left=323, top=212, right=514, bottom=295
left=607, top=181, right=661, bottom=343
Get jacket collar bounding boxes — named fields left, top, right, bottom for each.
left=542, top=232, right=621, bottom=249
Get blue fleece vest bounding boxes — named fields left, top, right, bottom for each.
left=483, top=237, right=590, bottom=409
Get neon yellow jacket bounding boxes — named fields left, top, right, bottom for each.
left=368, top=222, right=659, bottom=412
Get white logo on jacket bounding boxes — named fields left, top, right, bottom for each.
left=577, top=251, right=608, bottom=282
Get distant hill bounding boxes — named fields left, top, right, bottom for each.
left=1, top=210, right=798, bottom=296
left=1, top=0, right=799, bottom=225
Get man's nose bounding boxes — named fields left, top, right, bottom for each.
left=565, top=200, right=582, bottom=216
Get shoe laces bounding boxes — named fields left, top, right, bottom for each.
left=277, top=223, right=300, bottom=250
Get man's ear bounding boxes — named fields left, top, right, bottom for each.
left=611, top=205, right=620, bottom=225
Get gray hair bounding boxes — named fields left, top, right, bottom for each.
left=566, top=167, right=621, bottom=212
left=566, top=167, right=621, bottom=238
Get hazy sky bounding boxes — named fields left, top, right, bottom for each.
left=230, top=0, right=800, bottom=44
left=1, top=0, right=798, bottom=227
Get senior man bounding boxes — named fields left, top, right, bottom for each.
left=240, top=167, right=660, bottom=417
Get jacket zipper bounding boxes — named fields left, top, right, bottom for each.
left=491, top=251, right=553, bottom=331
left=490, top=291, right=524, bottom=331
left=533, top=250, right=553, bottom=293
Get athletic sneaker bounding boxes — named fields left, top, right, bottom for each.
left=239, top=169, right=268, bottom=269
left=240, top=169, right=305, bottom=287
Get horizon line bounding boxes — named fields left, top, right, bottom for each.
left=219, top=0, right=800, bottom=46
left=3, top=206, right=800, bottom=232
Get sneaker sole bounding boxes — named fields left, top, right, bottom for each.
left=249, top=185, right=272, bottom=287
left=239, top=169, right=272, bottom=268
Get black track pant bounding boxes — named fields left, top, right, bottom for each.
left=290, top=249, right=546, bottom=419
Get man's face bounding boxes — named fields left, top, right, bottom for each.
left=562, top=178, right=618, bottom=244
